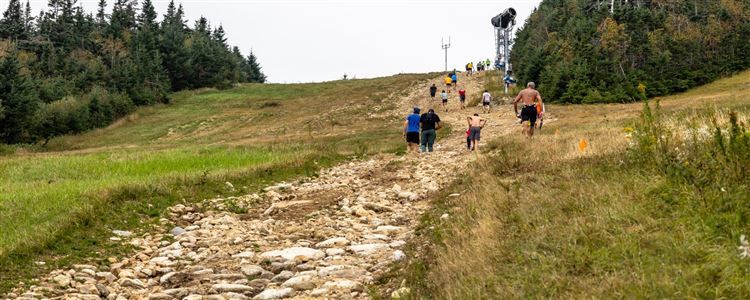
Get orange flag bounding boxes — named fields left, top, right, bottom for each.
left=579, top=138, right=588, bottom=152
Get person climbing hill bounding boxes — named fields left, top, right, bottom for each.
left=467, top=113, right=487, bottom=152
left=513, top=82, right=544, bottom=138
left=429, top=83, right=437, bottom=100
left=451, top=73, right=458, bottom=90
left=440, top=90, right=449, bottom=112
left=420, top=108, right=442, bottom=153
left=458, top=87, right=466, bottom=109
left=482, top=90, right=492, bottom=113
left=403, top=107, right=421, bottom=153
left=444, top=75, right=453, bottom=92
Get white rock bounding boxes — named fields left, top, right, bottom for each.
left=52, top=274, right=71, bottom=287
left=159, top=272, right=177, bottom=284
left=170, top=227, right=186, bottom=236
left=322, top=280, right=364, bottom=292
left=363, top=234, right=390, bottom=240
left=241, top=265, right=264, bottom=276
left=348, top=243, right=389, bottom=255
left=375, top=225, right=402, bottom=233
left=112, top=230, right=132, bottom=237
left=325, top=248, right=345, bottom=256
left=393, top=250, right=407, bottom=261
left=281, top=275, right=316, bottom=291
left=253, top=287, right=295, bottom=300
left=315, top=237, right=350, bottom=248
left=440, top=213, right=450, bottom=221
left=260, top=247, right=325, bottom=261
left=397, top=191, right=415, bottom=199
left=119, top=278, right=146, bottom=289
left=310, top=288, right=329, bottom=296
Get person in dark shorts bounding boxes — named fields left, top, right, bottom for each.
left=513, top=82, right=544, bottom=138
left=458, top=87, right=466, bottom=109
left=403, top=107, right=421, bottom=153
left=467, top=113, right=487, bottom=151
left=429, top=84, right=437, bottom=100
left=419, top=109, right=442, bottom=153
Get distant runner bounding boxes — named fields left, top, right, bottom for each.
left=429, top=83, right=437, bottom=100
left=513, top=82, right=544, bottom=138
left=451, top=73, right=458, bottom=90
left=440, top=90, right=449, bottom=112
left=467, top=113, right=487, bottom=152
left=444, top=75, right=452, bottom=92
left=419, top=108, right=442, bottom=153
left=403, top=107, right=421, bottom=153
left=485, top=58, right=491, bottom=70
left=458, top=87, right=466, bottom=109
left=481, top=90, right=492, bottom=113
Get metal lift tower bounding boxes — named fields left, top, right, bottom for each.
left=491, top=8, right=517, bottom=94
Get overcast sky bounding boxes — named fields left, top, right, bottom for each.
left=13, top=0, right=541, bottom=83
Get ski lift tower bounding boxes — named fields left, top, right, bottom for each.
left=491, top=8, right=517, bottom=94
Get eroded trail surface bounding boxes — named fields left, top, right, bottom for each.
left=8, top=72, right=518, bottom=300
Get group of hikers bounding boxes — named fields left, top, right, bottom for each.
left=465, top=59, right=491, bottom=76
left=406, top=73, right=544, bottom=154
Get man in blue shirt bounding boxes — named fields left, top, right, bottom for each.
left=403, top=107, right=421, bottom=153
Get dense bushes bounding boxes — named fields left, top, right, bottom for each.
left=0, top=0, right=266, bottom=144
left=512, top=0, right=750, bottom=103
left=35, top=88, right=133, bottom=144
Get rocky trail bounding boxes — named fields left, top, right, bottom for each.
left=6, top=72, right=520, bottom=300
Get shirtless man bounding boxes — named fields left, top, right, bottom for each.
left=467, top=113, right=487, bottom=151
left=513, top=82, right=544, bottom=138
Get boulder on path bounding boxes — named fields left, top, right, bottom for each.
left=260, top=247, right=325, bottom=262
left=253, top=287, right=294, bottom=300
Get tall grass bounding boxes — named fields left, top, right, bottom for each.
left=387, top=84, right=750, bottom=297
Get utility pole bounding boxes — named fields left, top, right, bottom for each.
left=441, top=36, right=451, bottom=72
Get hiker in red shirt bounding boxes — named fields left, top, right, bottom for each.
left=458, top=87, right=466, bottom=109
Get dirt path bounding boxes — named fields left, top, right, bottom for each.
left=6, top=72, right=520, bottom=300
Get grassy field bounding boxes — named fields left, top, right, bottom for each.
left=384, top=70, right=750, bottom=298
left=0, top=73, right=435, bottom=292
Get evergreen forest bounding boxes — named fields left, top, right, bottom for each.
left=0, top=0, right=266, bottom=144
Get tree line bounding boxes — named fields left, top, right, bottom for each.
left=0, top=0, right=266, bottom=144
left=511, top=0, right=750, bottom=103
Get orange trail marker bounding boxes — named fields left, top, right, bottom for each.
left=578, top=138, right=588, bottom=152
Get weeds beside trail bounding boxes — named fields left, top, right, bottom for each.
left=389, top=72, right=750, bottom=298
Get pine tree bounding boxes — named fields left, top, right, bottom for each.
left=212, top=25, right=227, bottom=48
left=96, top=0, right=107, bottom=26
left=246, top=51, right=266, bottom=83
left=23, top=0, right=33, bottom=35
left=0, top=54, right=40, bottom=143
left=0, top=0, right=26, bottom=40
left=160, top=0, right=190, bottom=90
left=131, top=0, right=169, bottom=104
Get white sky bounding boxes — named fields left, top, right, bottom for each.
left=13, top=0, right=541, bottom=83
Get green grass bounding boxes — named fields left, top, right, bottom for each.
left=0, top=73, right=436, bottom=294
left=380, top=70, right=750, bottom=299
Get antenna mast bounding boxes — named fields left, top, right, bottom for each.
left=441, top=36, right=451, bottom=72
